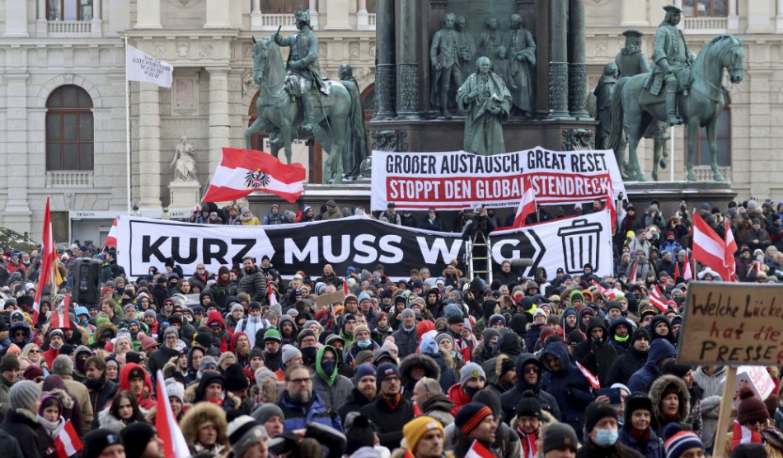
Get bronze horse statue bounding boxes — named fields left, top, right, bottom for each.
left=244, top=37, right=361, bottom=184
left=609, top=35, right=744, bottom=181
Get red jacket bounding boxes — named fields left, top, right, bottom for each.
left=119, top=362, right=156, bottom=410
left=447, top=383, right=472, bottom=416
left=41, top=347, right=60, bottom=368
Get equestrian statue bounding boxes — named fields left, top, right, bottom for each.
left=244, top=10, right=366, bottom=184
left=609, top=5, right=744, bottom=182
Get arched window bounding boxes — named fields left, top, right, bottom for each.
left=46, top=85, right=94, bottom=171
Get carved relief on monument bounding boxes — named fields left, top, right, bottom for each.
left=172, top=76, right=199, bottom=116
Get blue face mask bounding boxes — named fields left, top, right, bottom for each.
left=594, top=428, right=618, bottom=447
left=357, top=339, right=372, bottom=348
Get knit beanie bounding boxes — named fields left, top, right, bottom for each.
left=0, top=353, right=20, bottom=372
left=403, top=417, right=444, bottom=452
left=354, top=363, right=377, bottom=384
left=664, top=423, right=704, bottom=458
left=9, top=380, right=41, bottom=410
left=400, top=309, right=416, bottom=321
left=251, top=403, right=285, bottom=425
left=542, top=423, right=579, bottom=453
left=120, top=423, right=157, bottom=458
left=375, top=362, right=402, bottom=388
left=281, top=344, right=302, bottom=365
left=140, top=334, right=158, bottom=352
left=737, top=387, right=770, bottom=425
left=353, top=324, right=370, bottom=338
left=264, top=327, right=282, bottom=343
left=381, top=336, right=398, bottom=352
left=194, top=332, right=212, bottom=349
left=224, top=363, right=250, bottom=392
left=165, top=379, right=185, bottom=403
left=418, top=337, right=439, bottom=356
left=488, top=314, right=506, bottom=327
left=515, top=390, right=541, bottom=419
left=455, top=402, right=493, bottom=435
left=227, top=415, right=268, bottom=458
left=585, top=401, right=618, bottom=434
left=22, top=365, right=44, bottom=381
left=163, top=326, right=178, bottom=338
left=84, top=429, right=124, bottom=458
left=459, top=362, right=486, bottom=386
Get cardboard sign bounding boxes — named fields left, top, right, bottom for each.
left=678, top=282, right=783, bottom=366
left=313, top=291, right=346, bottom=308
left=732, top=366, right=775, bottom=407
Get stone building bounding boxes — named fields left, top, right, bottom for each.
left=0, top=0, right=779, bottom=242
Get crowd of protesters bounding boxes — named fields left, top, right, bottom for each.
left=0, top=197, right=781, bottom=458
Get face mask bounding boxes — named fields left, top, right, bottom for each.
left=357, top=339, right=372, bottom=349
left=463, top=386, right=481, bottom=399
left=301, top=347, right=317, bottom=363
left=321, top=360, right=336, bottom=375
left=594, top=428, right=618, bottom=447
left=485, top=341, right=495, bottom=352
left=197, top=269, right=205, bottom=274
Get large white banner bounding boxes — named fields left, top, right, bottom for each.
left=126, top=45, right=173, bottom=88
left=491, top=210, right=614, bottom=278
left=371, top=147, right=626, bottom=211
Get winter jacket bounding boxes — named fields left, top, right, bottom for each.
left=649, top=375, right=692, bottom=437
left=427, top=351, right=458, bottom=393
left=234, top=316, right=267, bottom=348
left=147, top=345, right=180, bottom=379
left=360, top=395, right=415, bottom=450
left=58, top=374, right=94, bottom=434
left=337, top=387, right=375, bottom=423
left=420, top=216, right=444, bottom=232
left=1, top=409, right=57, bottom=458
left=608, top=317, right=634, bottom=355
left=391, top=325, right=419, bottom=359
left=500, top=353, right=561, bottom=423
left=627, top=339, right=676, bottom=394
left=420, top=393, right=455, bottom=426
left=277, top=390, right=343, bottom=433
left=238, top=266, right=268, bottom=304
left=87, top=379, right=119, bottom=417
left=572, top=316, right=618, bottom=387
left=0, top=374, right=12, bottom=416
left=540, top=341, right=593, bottom=439
left=693, top=366, right=726, bottom=451
left=400, top=353, right=441, bottom=400
left=605, top=345, right=648, bottom=387
left=311, top=346, right=354, bottom=412
left=450, top=422, right=521, bottom=458
left=619, top=428, right=664, bottom=458
left=524, top=323, right=544, bottom=353
left=576, top=437, right=646, bottom=458
left=0, top=429, right=22, bottom=458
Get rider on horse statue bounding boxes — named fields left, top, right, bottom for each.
left=644, top=4, right=694, bottom=126
left=272, top=10, right=327, bottom=133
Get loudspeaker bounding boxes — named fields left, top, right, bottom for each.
left=72, top=258, right=102, bottom=304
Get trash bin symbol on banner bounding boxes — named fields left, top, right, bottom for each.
left=557, top=219, right=603, bottom=274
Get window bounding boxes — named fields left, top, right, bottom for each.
left=683, top=0, right=727, bottom=17
left=262, top=0, right=308, bottom=13
left=48, top=0, right=94, bottom=21
left=46, top=85, right=94, bottom=171
left=686, top=91, right=731, bottom=167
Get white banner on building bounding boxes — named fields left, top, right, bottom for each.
left=371, top=147, right=626, bottom=211
left=126, top=45, right=173, bottom=88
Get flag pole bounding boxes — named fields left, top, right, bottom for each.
left=124, top=33, right=132, bottom=216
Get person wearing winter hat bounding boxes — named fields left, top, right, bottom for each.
left=0, top=380, right=57, bottom=458
left=401, top=416, right=446, bottom=458
left=120, top=423, right=164, bottom=458
left=619, top=393, right=664, bottom=458
left=664, top=424, right=704, bottom=458
left=489, top=314, right=506, bottom=329
left=721, top=387, right=773, bottom=457
left=227, top=414, right=269, bottom=458
left=360, top=362, right=414, bottom=450
left=280, top=344, right=302, bottom=370
left=513, top=391, right=545, bottom=458
left=542, top=422, right=579, bottom=457
left=83, top=429, right=125, bottom=458
left=338, top=363, right=378, bottom=423
left=448, top=362, right=486, bottom=416
left=165, top=379, right=186, bottom=421
left=577, top=400, right=643, bottom=458
left=251, top=403, right=285, bottom=439
left=453, top=402, right=498, bottom=457
left=392, top=308, right=420, bottom=359
left=0, top=353, right=20, bottom=415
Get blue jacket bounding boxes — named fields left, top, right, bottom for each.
left=540, top=341, right=594, bottom=440
left=277, top=390, right=343, bottom=433
left=620, top=427, right=665, bottom=458
left=627, top=339, right=677, bottom=393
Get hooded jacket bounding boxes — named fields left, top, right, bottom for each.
left=608, top=316, right=634, bottom=354
left=1, top=408, right=57, bottom=458
left=238, top=265, right=268, bottom=304
left=500, top=353, right=561, bottom=422
left=399, top=353, right=440, bottom=400
left=205, top=311, right=231, bottom=352
left=561, top=308, right=579, bottom=335
left=572, top=316, right=617, bottom=387
left=606, top=328, right=649, bottom=387
left=277, top=315, right=298, bottom=346
left=119, top=362, right=156, bottom=410
left=647, top=314, right=676, bottom=345
left=649, top=375, right=691, bottom=436
left=627, top=338, right=677, bottom=394
left=311, top=345, right=353, bottom=412
left=180, top=402, right=230, bottom=455
left=337, top=386, right=375, bottom=423
left=540, top=340, right=592, bottom=439
left=420, top=393, right=456, bottom=426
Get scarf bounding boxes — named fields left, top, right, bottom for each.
left=613, top=334, right=629, bottom=343
left=37, top=415, right=64, bottom=438
left=516, top=425, right=538, bottom=458
left=629, top=427, right=651, bottom=445
left=730, top=420, right=763, bottom=451
left=384, top=394, right=401, bottom=410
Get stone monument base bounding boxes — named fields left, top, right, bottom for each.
left=169, top=180, right=202, bottom=209
left=247, top=183, right=372, bottom=217
left=623, top=181, right=736, bottom=217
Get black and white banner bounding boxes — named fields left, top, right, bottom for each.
left=116, top=212, right=613, bottom=280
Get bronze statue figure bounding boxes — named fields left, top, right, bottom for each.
left=593, top=63, right=618, bottom=150
left=456, top=16, right=476, bottom=75
left=338, top=64, right=369, bottom=180
left=505, top=13, right=536, bottom=117
left=457, top=57, right=512, bottom=155
left=430, top=13, right=464, bottom=119
left=478, top=17, right=503, bottom=68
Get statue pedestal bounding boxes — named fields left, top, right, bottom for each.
left=624, top=181, right=737, bottom=216
left=169, top=180, right=202, bottom=209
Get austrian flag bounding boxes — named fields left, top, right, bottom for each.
left=203, top=147, right=306, bottom=203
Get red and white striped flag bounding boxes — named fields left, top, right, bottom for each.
left=105, top=218, right=118, bottom=248
left=605, top=186, right=616, bottom=235
left=674, top=261, right=681, bottom=281
left=629, top=258, right=638, bottom=283
left=343, top=279, right=350, bottom=296
left=692, top=210, right=730, bottom=280
left=54, top=420, right=82, bottom=458
left=591, top=279, right=615, bottom=301
left=575, top=361, right=601, bottom=390
left=268, top=283, right=277, bottom=306
left=156, top=370, right=192, bottom=458
left=465, top=440, right=496, bottom=458
left=682, top=250, right=693, bottom=281
left=50, top=294, right=71, bottom=329
left=203, top=147, right=306, bottom=203
left=730, top=419, right=762, bottom=451
left=33, top=197, right=58, bottom=325
left=513, top=186, right=537, bottom=228
left=724, top=218, right=737, bottom=282
left=649, top=285, right=668, bottom=313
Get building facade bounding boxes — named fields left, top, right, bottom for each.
left=0, top=0, right=779, bottom=242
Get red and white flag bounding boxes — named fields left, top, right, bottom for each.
left=629, top=259, right=638, bottom=283
left=692, top=210, right=730, bottom=280
left=724, top=218, right=738, bottom=282
left=674, top=261, right=681, bottom=281
left=605, top=186, right=616, bottom=235
left=155, top=370, right=192, bottom=458
left=54, top=420, right=83, bottom=458
left=513, top=186, right=537, bottom=228
left=465, top=440, right=496, bottom=458
left=50, top=294, right=71, bottom=329
left=730, top=419, right=762, bottom=451
left=268, top=283, right=277, bottom=306
left=591, top=279, right=616, bottom=301
left=33, top=197, right=58, bottom=325
left=575, top=361, right=601, bottom=390
left=203, top=147, right=306, bottom=203
left=105, top=218, right=118, bottom=248
left=649, top=285, right=668, bottom=313
left=682, top=250, right=693, bottom=281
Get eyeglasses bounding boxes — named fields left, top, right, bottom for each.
left=523, top=367, right=539, bottom=374
left=29, top=349, right=40, bottom=354
left=287, top=378, right=311, bottom=385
